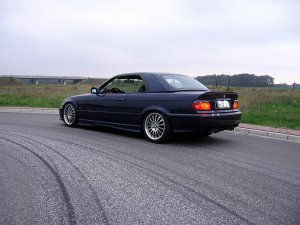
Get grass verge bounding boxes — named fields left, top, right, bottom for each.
left=209, top=86, right=300, bottom=130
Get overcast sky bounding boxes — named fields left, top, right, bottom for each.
left=1, top=0, right=299, bottom=84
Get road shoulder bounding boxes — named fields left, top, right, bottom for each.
left=235, top=123, right=300, bottom=143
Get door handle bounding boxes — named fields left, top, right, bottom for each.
left=117, top=98, right=124, bottom=101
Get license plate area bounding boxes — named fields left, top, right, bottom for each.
left=215, top=100, right=230, bottom=109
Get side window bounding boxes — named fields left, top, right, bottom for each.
left=99, top=76, right=145, bottom=93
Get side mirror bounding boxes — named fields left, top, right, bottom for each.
left=91, top=87, right=97, bottom=94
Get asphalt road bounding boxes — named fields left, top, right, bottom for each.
left=0, top=113, right=299, bottom=225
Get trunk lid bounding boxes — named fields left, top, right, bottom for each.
left=198, top=91, right=238, bottom=110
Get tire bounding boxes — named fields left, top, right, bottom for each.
left=63, top=103, right=78, bottom=127
left=143, top=112, right=171, bottom=143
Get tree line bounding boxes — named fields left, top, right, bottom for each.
left=196, top=74, right=274, bottom=87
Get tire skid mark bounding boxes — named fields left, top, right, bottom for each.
left=48, top=137, right=259, bottom=225
left=8, top=132, right=110, bottom=225
left=80, top=133, right=298, bottom=203
left=0, top=147, right=59, bottom=225
left=60, top=134, right=300, bottom=205
left=169, top=142, right=300, bottom=188
left=66, top=129, right=300, bottom=186
left=1, top=131, right=62, bottom=176
left=188, top=141, right=300, bottom=178
left=168, top=143, right=300, bottom=197
left=103, top=141, right=300, bottom=205
left=6, top=130, right=293, bottom=224
left=62, top=137, right=293, bottom=225
left=4, top=130, right=289, bottom=224
left=0, top=149, right=37, bottom=170
left=20, top=139, right=62, bottom=174
left=0, top=137, right=77, bottom=225
left=107, top=136, right=300, bottom=189
left=181, top=143, right=300, bottom=181
left=0, top=143, right=72, bottom=218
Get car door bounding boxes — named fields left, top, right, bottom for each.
left=86, top=77, right=127, bottom=124
left=121, top=75, right=147, bottom=127
left=86, top=93, right=126, bottom=124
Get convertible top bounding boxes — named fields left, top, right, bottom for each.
left=114, top=72, right=205, bottom=93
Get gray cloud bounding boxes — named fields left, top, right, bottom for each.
left=1, top=0, right=299, bottom=83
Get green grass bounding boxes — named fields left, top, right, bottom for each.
left=0, top=93, right=63, bottom=108
left=208, top=86, right=300, bottom=130
left=1, top=81, right=300, bottom=130
left=241, top=102, right=300, bottom=130
left=0, top=84, right=91, bottom=108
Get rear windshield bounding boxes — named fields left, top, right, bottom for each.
left=161, top=74, right=209, bottom=91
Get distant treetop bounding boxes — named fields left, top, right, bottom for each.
left=196, top=74, right=274, bottom=87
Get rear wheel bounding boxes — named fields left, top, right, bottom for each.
left=63, top=103, right=78, bottom=127
left=143, top=112, right=171, bottom=143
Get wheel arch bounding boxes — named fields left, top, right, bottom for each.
left=62, top=99, right=78, bottom=110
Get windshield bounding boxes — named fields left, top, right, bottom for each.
left=161, top=74, right=209, bottom=91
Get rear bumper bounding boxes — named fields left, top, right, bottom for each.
left=167, top=111, right=242, bottom=133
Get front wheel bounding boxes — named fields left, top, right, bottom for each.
left=143, top=112, right=171, bottom=143
left=63, top=103, right=78, bottom=127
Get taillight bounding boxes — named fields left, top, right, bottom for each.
left=192, top=101, right=211, bottom=111
left=233, top=100, right=238, bottom=109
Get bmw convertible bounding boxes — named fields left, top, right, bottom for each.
left=59, top=72, right=241, bottom=143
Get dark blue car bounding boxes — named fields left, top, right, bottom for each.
left=59, top=72, right=241, bottom=143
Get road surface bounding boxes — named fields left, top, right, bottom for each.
left=0, top=112, right=299, bottom=225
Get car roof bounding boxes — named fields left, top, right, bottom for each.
left=115, top=72, right=187, bottom=77
left=111, top=72, right=202, bottom=93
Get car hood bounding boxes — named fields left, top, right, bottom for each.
left=68, top=93, right=90, bottom=100
left=60, top=93, right=90, bottom=107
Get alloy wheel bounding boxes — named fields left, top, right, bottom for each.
left=63, top=104, right=76, bottom=126
left=144, top=112, right=166, bottom=141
